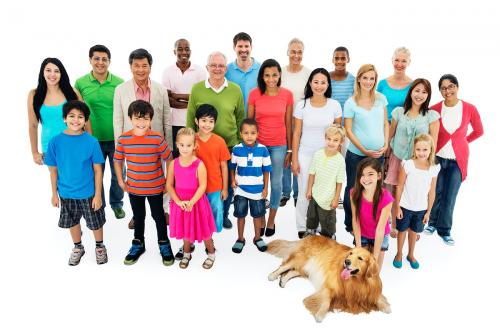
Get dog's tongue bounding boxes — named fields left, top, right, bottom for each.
left=341, top=268, right=351, bottom=280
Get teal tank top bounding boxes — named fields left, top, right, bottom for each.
left=40, top=102, right=66, bottom=152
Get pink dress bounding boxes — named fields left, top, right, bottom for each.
left=169, top=158, right=216, bottom=243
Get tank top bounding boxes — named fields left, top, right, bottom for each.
left=40, top=102, right=66, bottom=152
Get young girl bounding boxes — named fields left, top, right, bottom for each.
left=393, top=134, right=440, bottom=269
left=166, top=127, right=216, bottom=269
left=351, top=158, right=393, bottom=270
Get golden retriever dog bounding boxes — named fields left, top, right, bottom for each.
left=267, top=236, right=391, bottom=322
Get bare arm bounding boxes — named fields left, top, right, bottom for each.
left=429, top=120, right=440, bottom=148
left=92, top=163, right=103, bottom=210
left=372, top=202, right=392, bottom=260
left=306, top=174, right=314, bottom=200
left=394, top=165, right=407, bottom=219
left=114, top=160, right=126, bottom=192
left=292, top=117, right=302, bottom=176
left=423, top=176, right=438, bottom=224
left=167, top=90, right=189, bottom=109
left=113, top=87, right=124, bottom=143
left=27, top=90, right=43, bottom=165
left=49, top=166, right=59, bottom=207
left=262, top=171, right=270, bottom=200
left=162, top=89, right=173, bottom=151
left=350, top=194, right=361, bottom=246
left=220, top=160, right=228, bottom=200
left=344, top=118, right=368, bottom=155
left=284, top=104, right=293, bottom=167
left=247, top=104, right=255, bottom=119
left=166, top=160, right=185, bottom=210
left=331, top=182, right=342, bottom=209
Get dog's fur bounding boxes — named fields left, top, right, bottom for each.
left=267, top=236, right=391, bottom=322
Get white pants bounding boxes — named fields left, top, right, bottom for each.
left=295, top=151, right=314, bottom=232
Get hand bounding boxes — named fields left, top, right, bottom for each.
left=221, top=189, right=228, bottom=200
left=284, top=152, right=292, bottom=168
left=292, top=160, right=300, bottom=176
left=231, top=180, right=237, bottom=189
left=396, top=206, right=403, bottom=219
left=423, top=211, right=430, bottom=224
left=118, top=180, right=127, bottom=192
left=51, top=194, right=59, bottom=208
left=261, top=188, right=268, bottom=200
left=92, top=195, right=102, bottom=211
left=331, top=199, right=339, bottom=209
left=306, top=190, right=312, bottom=200
left=185, top=200, right=194, bottom=212
left=364, top=149, right=384, bottom=159
left=175, top=200, right=187, bottom=210
left=33, top=152, right=44, bottom=165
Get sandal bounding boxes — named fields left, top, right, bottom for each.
left=202, top=257, right=215, bottom=269
left=179, top=254, right=192, bottom=269
left=253, top=238, right=267, bottom=252
left=232, top=239, right=245, bottom=254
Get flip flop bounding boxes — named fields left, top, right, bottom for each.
left=232, top=239, right=245, bottom=253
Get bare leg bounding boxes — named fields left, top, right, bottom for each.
left=204, top=238, right=215, bottom=254
left=183, top=239, right=191, bottom=253
left=253, top=216, right=263, bottom=241
left=266, top=208, right=278, bottom=229
left=407, top=230, right=418, bottom=262
left=377, top=251, right=385, bottom=270
left=69, top=224, right=82, bottom=243
left=91, top=227, right=103, bottom=242
left=237, top=218, right=245, bottom=241
left=395, top=229, right=407, bottom=262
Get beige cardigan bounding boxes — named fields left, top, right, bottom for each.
left=113, top=79, right=172, bottom=149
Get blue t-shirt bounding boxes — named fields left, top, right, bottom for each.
left=331, top=72, right=355, bottom=111
left=376, top=79, right=411, bottom=122
left=225, top=58, right=260, bottom=113
left=45, top=132, right=105, bottom=199
left=344, top=94, right=388, bottom=156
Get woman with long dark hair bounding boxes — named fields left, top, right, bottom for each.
left=28, top=57, right=84, bottom=164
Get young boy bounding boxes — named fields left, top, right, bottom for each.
left=229, top=119, right=271, bottom=253
left=173, top=104, right=231, bottom=260
left=305, top=125, right=346, bottom=240
left=114, top=100, right=174, bottom=266
left=45, top=100, right=106, bottom=266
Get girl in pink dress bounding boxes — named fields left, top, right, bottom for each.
left=166, top=127, right=216, bottom=269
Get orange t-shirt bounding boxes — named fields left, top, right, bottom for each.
left=195, top=133, right=231, bottom=193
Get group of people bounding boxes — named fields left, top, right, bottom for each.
left=28, top=32, right=483, bottom=271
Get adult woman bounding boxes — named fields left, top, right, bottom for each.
left=280, top=38, right=311, bottom=207
left=344, top=64, right=389, bottom=234
left=385, top=78, right=440, bottom=236
left=424, top=74, right=483, bottom=245
left=292, top=68, right=342, bottom=238
left=247, top=59, right=293, bottom=236
left=28, top=57, right=84, bottom=165
left=377, top=47, right=412, bottom=122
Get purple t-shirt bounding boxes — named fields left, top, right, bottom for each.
left=353, top=188, right=394, bottom=239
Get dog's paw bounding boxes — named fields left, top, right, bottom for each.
left=314, top=313, right=325, bottom=323
left=279, top=277, right=287, bottom=288
left=268, top=272, right=278, bottom=281
left=381, top=304, right=391, bottom=314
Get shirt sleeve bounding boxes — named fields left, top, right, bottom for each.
left=114, top=137, right=125, bottom=162
left=402, top=159, right=411, bottom=174
left=293, top=101, right=304, bottom=119
left=332, top=99, right=342, bottom=119
left=286, top=89, right=294, bottom=107
left=44, top=139, right=57, bottom=167
left=162, top=69, right=172, bottom=90
left=427, top=109, right=440, bottom=123
left=308, top=152, right=318, bottom=174
left=229, top=149, right=237, bottom=170
left=91, top=138, right=105, bottom=164
left=343, top=98, right=355, bottom=119
left=391, top=107, right=403, bottom=123
left=248, top=88, right=257, bottom=106
left=158, top=136, right=172, bottom=160
left=219, top=137, right=231, bottom=162
left=337, top=156, right=346, bottom=183
left=262, top=147, right=272, bottom=172
left=186, top=86, right=197, bottom=130
left=432, top=163, right=441, bottom=177
left=380, top=188, right=395, bottom=208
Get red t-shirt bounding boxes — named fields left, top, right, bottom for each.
left=195, top=133, right=231, bottom=193
left=248, top=87, right=293, bottom=147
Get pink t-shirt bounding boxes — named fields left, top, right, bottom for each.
left=248, top=87, right=293, bottom=147
left=355, top=188, right=394, bottom=239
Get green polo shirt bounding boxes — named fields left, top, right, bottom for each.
left=75, top=72, right=124, bottom=141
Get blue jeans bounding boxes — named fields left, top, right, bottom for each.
left=281, top=165, right=298, bottom=199
left=267, top=145, right=287, bottom=209
left=223, top=157, right=234, bottom=221
left=343, top=150, right=384, bottom=232
left=99, top=141, right=124, bottom=210
left=429, top=157, right=462, bottom=236
left=207, top=191, right=223, bottom=233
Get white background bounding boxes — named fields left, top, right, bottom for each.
left=1, top=0, right=498, bottom=335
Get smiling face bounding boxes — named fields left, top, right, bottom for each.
left=310, top=73, right=329, bottom=97
left=207, top=54, right=227, bottom=82
left=234, top=39, right=252, bottom=62
left=174, top=39, right=191, bottom=65
left=341, top=248, right=378, bottom=280
left=44, top=62, right=61, bottom=86
left=130, top=114, right=151, bottom=136
left=176, top=134, right=196, bottom=157
left=439, top=79, right=459, bottom=102
left=195, top=115, right=215, bottom=135
left=392, top=52, right=410, bottom=75
left=287, top=42, right=304, bottom=67
left=90, top=51, right=110, bottom=76
left=333, top=51, right=349, bottom=72
left=410, top=83, right=429, bottom=108
left=130, top=58, right=151, bottom=83
left=325, top=133, right=342, bottom=152
left=358, top=70, right=376, bottom=93
left=360, top=165, right=381, bottom=191
left=414, top=140, right=431, bottom=161
left=263, top=66, right=280, bottom=89
left=64, top=108, right=86, bottom=134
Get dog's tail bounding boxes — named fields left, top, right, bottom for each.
left=267, top=240, right=299, bottom=258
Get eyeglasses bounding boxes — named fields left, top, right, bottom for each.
left=208, top=64, right=226, bottom=69
left=289, top=50, right=303, bottom=56
left=440, top=84, right=456, bottom=92
left=92, top=56, right=109, bottom=63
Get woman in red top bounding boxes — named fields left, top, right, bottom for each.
left=424, top=74, right=483, bottom=245
left=248, top=59, right=293, bottom=237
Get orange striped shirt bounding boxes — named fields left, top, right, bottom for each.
left=114, top=129, right=171, bottom=195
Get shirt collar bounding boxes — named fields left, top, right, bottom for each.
left=133, top=78, right=151, bottom=92
left=205, top=78, right=228, bottom=93
left=89, top=71, right=112, bottom=83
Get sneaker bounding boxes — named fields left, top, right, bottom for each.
left=424, top=225, right=436, bottom=235
left=441, top=235, right=455, bottom=246
left=68, top=246, right=85, bottom=266
left=95, top=245, right=108, bottom=265
left=279, top=196, right=290, bottom=207
left=124, top=239, right=145, bottom=265
left=174, top=244, right=196, bottom=260
left=303, top=229, right=316, bottom=238
left=128, top=218, right=135, bottom=230
left=159, top=242, right=174, bottom=266
left=298, top=231, right=306, bottom=239
left=223, top=218, right=233, bottom=229
left=113, top=207, right=125, bottom=219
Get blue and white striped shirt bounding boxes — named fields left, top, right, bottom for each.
left=229, top=142, right=272, bottom=200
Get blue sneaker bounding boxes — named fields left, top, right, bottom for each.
left=441, top=235, right=455, bottom=246
left=424, top=225, right=436, bottom=235
left=159, top=241, right=174, bottom=266
left=124, top=239, right=145, bottom=265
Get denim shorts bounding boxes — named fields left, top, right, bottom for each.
left=396, top=207, right=426, bottom=233
left=358, top=235, right=390, bottom=251
left=233, top=195, right=266, bottom=219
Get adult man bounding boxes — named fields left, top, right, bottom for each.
left=186, top=51, right=244, bottom=229
left=162, top=38, right=206, bottom=157
left=114, top=48, right=172, bottom=229
left=225, top=32, right=260, bottom=113
left=75, top=45, right=125, bottom=220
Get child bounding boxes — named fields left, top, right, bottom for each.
left=45, top=100, right=106, bottom=266
left=305, top=125, right=346, bottom=239
left=350, top=158, right=394, bottom=270
left=114, top=100, right=174, bottom=266
left=230, top=119, right=272, bottom=253
left=166, top=127, right=217, bottom=269
left=393, top=134, right=440, bottom=269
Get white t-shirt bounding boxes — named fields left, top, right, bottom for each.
left=400, top=159, right=440, bottom=211
left=294, top=98, right=342, bottom=156
left=437, top=101, right=463, bottom=159
left=281, top=66, right=311, bottom=107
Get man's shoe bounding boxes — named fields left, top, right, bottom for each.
left=124, top=239, right=145, bottom=265
left=441, top=235, right=455, bottom=246
left=223, top=218, right=233, bottom=229
left=279, top=196, right=289, bottom=207
left=424, top=225, right=436, bottom=235
left=113, top=207, right=126, bottom=219
left=159, top=241, right=175, bottom=266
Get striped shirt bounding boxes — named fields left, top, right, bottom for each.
left=229, top=142, right=272, bottom=200
left=331, top=72, right=355, bottom=111
left=309, top=149, right=346, bottom=210
left=114, top=129, right=171, bottom=196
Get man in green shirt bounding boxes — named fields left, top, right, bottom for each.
left=75, top=45, right=126, bottom=220
left=186, top=51, right=244, bottom=229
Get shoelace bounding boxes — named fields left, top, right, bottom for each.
left=159, top=244, right=173, bottom=257
left=128, top=244, right=142, bottom=256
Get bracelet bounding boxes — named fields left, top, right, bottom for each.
left=286, top=150, right=292, bottom=153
